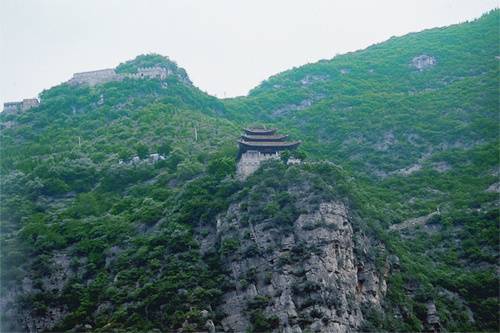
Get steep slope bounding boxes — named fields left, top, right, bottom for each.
left=212, top=162, right=389, bottom=332
left=224, top=10, right=499, bottom=220
left=223, top=13, right=500, bottom=331
left=0, top=54, right=241, bottom=332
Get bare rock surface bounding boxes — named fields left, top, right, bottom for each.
left=410, top=55, right=437, bottom=71
left=271, top=99, right=314, bottom=118
left=218, top=201, right=388, bottom=332
left=1, top=251, right=73, bottom=332
left=389, top=210, right=440, bottom=231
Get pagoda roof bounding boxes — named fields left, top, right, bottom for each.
left=243, top=127, right=278, bottom=135
left=238, top=140, right=300, bottom=147
left=248, top=125, right=268, bottom=130
left=240, top=134, right=288, bottom=142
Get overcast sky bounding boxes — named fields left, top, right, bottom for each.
left=0, top=0, right=497, bottom=106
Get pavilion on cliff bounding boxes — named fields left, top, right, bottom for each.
left=236, top=125, right=301, bottom=160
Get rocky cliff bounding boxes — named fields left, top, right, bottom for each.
left=1, top=251, right=73, bottom=332
left=216, top=202, right=386, bottom=333
left=196, top=162, right=391, bottom=333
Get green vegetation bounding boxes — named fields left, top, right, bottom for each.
left=1, top=10, right=499, bottom=332
left=0, top=54, right=241, bottom=331
left=225, top=9, right=499, bottom=220
left=224, top=12, right=499, bottom=331
left=243, top=295, right=280, bottom=332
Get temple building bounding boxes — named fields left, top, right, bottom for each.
left=236, top=125, right=301, bottom=177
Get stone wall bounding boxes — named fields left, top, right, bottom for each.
left=236, top=151, right=280, bottom=178
left=136, top=67, right=169, bottom=79
left=236, top=151, right=301, bottom=178
left=68, top=69, right=118, bottom=86
left=67, top=67, right=169, bottom=86
left=22, top=98, right=39, bottom=110
left=2, top=102, right=22, bottom=114
left=3, top=98, right=39, bottom=114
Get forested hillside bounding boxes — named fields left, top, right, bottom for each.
left=0, top=10, right=498, bottom=333
left=225, top=9, right=498, bottom=220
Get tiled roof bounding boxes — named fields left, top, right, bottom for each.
left=240, top=134, right=288, bottom=141
left=238, top=140, right=301, bottom=147
left=243, top=127, right=278, bottom=135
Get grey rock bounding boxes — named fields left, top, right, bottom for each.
left=409, top=55, right=437, bottom=71
left=206, top=319, right=216, bottom=333
left=219, top=201, right=387, bottom=332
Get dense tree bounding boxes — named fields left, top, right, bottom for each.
left=291, top=149, right=307, bottom=162
left=0, top=11, right=498, bottom=332
left=136, top=142, right=150, bottom=159
left=207, top=157, right=237, bottom=180
left=280, top=149, right=291, bottom=164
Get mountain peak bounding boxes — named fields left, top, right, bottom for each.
left=115, top=54, right=192, bottom=85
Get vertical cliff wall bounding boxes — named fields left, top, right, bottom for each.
left=199, top=162, right=390, bottom=333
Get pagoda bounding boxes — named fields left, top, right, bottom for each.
left=236, top=126, right=301, bottom=160
left=236, top=125, right=301, bottom=176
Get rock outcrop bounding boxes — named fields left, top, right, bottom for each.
left=409, top=54, right=437, bottom=71
left=1, top=252, right=74, bottom=332
left=389, top=210, right=440, bottom=231
left=214, top=201, right=388, bottom=332
left=425, top=302, right=441, bottom=332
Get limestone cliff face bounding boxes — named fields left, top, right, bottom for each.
left=214, top=201, right=388, bottom=333
left=1, top=252, right=73, bottom=332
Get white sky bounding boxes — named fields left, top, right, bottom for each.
left=0, top=0, right=497, bottom=106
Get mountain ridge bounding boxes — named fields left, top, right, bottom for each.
left=0, top=9, right=498, bottom=333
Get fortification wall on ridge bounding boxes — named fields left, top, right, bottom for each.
left=22, top=98, right=39, bottom=110
left=3, top=102, right=22, bottom=114
left=68, top=67, right=169, bottom=86
left=3, top=98, right=39, bottom=114
left=68, top=69, right=118, bottom=86
left=73, top=69, right=116, bottom=78
left=136, top=67, right=169, bottom=79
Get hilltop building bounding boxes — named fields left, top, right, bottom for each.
left=67, top=67, right=169, bottom=86
left=236, top=125, right=301, bottom=177
left=3, top=98, right=39, bottom=114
